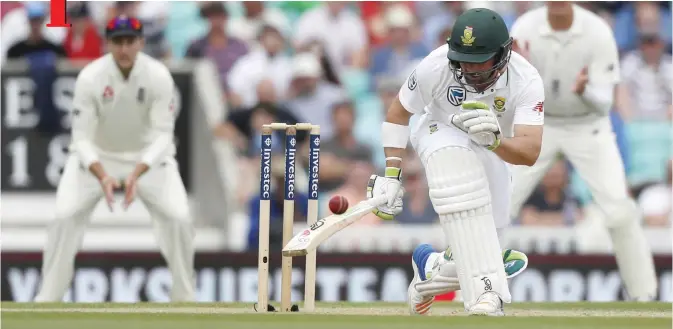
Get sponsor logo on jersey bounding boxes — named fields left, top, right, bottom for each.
left=429, top=123, right=438, bottom=134
left=447, top=86, right=466, bottom=106
left=533, top=101, right=544, bottom=114
left=408, top=70, right=417, bottom=90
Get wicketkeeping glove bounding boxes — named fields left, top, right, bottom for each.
left=366, top=167, right=404, bottom=220
left=450, top=100, right=502, bottom=150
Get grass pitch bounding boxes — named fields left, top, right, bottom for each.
left=2, top=302, right=671, bottom=329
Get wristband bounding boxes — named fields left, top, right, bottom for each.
left=386, top=156, right=403, bottom=162
left=381, top=122, right=409, bottom=149
left=385, top=167, right=402, bottom=180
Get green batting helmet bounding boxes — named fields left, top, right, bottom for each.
left=447, top=8, right=513, bottom=92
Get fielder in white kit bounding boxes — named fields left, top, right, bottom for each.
left=366, top=8, right=544, bottom=316
left=510, top=2, right=657, bottom=301
left=34, top=16, right=195, bottom=302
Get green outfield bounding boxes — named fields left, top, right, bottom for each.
left=2, top=302, right=671, bottom=329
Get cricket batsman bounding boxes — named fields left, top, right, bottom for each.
left=34, top=16, right=195, bottom=302
left=367, top=8, right=545, bottom=316
left=509, top=2, right=657, bottom=301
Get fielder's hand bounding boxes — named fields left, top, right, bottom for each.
left=99, top=176, right=121, bottom=212
left=123, top=163, right=149, bottom=210
left=572, top=66, right=589, bottom=95
left=366, top=167, right=404, bottom=220
left=123, top=174, right=139, bottom=210
left=451, top=100, right=502, bottom=150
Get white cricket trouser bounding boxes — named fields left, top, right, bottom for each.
left=34, top=154, right=195, bottom=302
left=510, top=116, right=657, bottom=300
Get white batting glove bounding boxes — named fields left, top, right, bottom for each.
left=366, top=167, right=404, bottom=220
left=450, top=100, right=502, bottom=150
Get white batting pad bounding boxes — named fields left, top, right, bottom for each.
left=424, top=147, right=511, bottom=309
left=440, top=207, right=511, bottom=308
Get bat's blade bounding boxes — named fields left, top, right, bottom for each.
left=282, top=196, right=387, bottom=257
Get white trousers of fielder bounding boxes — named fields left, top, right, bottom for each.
left=510, top=116, right=658, bottom=301
left=34, top=154, right=196, bottom=302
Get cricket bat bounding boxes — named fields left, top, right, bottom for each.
left=282, top=196, right=388, bottom=257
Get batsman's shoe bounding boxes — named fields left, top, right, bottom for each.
left=468, top=291, right=504, bottom=316
left=407, top=245, right=527, bottom=315
left=439, top=247, right=528, bottom=304
left=408, top=244, right=436, bottom=315
left=407, top=244, right=461, bottom=315
left=444, top=248, right=529, bottom=279
left=502, top=249, right=528, bottom=278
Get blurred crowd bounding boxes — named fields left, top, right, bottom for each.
left=1, top=1, right=671, bottom=248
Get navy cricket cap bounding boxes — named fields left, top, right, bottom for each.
left=105, top=15, right=143, bottom=39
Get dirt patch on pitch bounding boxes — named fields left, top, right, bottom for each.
left=2, top=307, right=669, bottom=318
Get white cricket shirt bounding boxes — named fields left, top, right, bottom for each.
left=70, top=52, right=177, bottom=168
left=398, top=44, right=545, bottom=139
left=510, top=4, right=620, bottom=124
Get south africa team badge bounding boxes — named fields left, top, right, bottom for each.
left=429, top=123, right=438, bottom=134
left=493, top=97, right=506, bottom=112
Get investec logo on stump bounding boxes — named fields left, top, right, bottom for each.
left=284, top=136, right=297, bottom=200
left=308, top=135, right=320, bottom=200
left=260, top=136, right=272, bottom=200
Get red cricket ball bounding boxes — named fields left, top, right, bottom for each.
left=329, top=195, right=349, bottom=215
